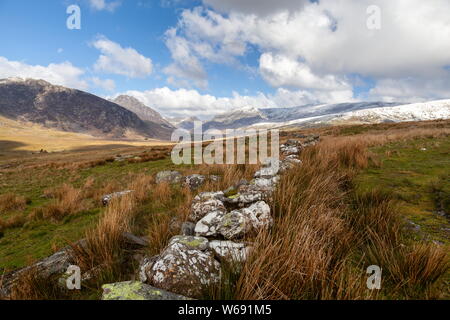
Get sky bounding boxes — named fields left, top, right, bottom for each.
left=1, top=0, right=450, bottom=119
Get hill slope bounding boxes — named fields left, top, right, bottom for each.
left=0, top=78, right=167, bottom=139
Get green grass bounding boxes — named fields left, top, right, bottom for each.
left=0, top=157, right=183, bottom=271
left=356, top=136, right=450, bottom=245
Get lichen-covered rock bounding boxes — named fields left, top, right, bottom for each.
left=218, top=201, right=272, bottom=240
left=254, top=166, right=279, bottom=179
left=102, top=281, right=191, bottom=300
left=155, top=171, right=182, bottom=184
left=183, top=174, right=207, bottom=190
left=280, top=145, right=300, bottom=156
left=189, top=191, right=226, bottom=222
left=195, top=210, right=226, bottom=237
left=102, top=190, right=134, bottom=206
left=209, top=240, right=252, bottom=263
left=181, top=222, right=196, bottom=236
left=145, top=236, right=221, bottom=299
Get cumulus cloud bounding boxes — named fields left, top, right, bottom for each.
left=0, top=56, right=88, bottom=89
left=165, top=0, right=450, bottom=102
left=163, top=28, right=208, bottom=89
left=115, top=86, right=354, bottom=118
left=203, top=0, right=309, bottom=16
left=90, top=77, right=116, bottom=92
left=259, top=53, right=351, bottom=91
left=88, top=0, right=121, bottom=12
left=92, top=36, right=153, bottom=78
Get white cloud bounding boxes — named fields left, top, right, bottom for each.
left=163, top=28, right=208, bottom=89
left=259, top=52, right=351, bottom=91
left=115, top=86, right=354, bottom=118
left=88, top=0, right=121, bottom=12
left=0, top=56, right=88, bottom=89
left=203, top=0, right=308, bottom=17
left=166, top=0, right=450, bottom=101
left=90, top=77, right=116, bottom=91
left=369, top=74, right=450, bottom=103
left=92, top=36, right=153, bottom=78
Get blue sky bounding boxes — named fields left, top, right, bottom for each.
left=1, top=0, right=450, bottom=118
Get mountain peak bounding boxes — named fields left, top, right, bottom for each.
left=111, top=95, right=175, bottom=130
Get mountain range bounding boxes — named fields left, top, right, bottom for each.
left=1, top=78, right=449, bottom=141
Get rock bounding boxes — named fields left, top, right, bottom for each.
left=252, top=177, right=279, bottom=190
left=181, top=222, right=196, bottom=236
left=195, top=210, right=226, bottom=237
left=102, top=281, right=191, bottom=300
left=219, top=201, right=272, bottom=240
left=280, top=145, right=300, bottom=156
left=223, top=186, right=238, bottom=198
left=189, top=192, right=226, bottom=222
left=155, top=171, right=182, bottom=184
left=209, top=240, right=252, bottom=263
left=102, top=190, right=134, bottom=206
left=145, top=236, right=221, bottom=299
left=122, top=232, right=149, bottom=247
left=286, top=139, right=301, bottom=146
left=0, top=246, right=74, bottom=298
left=254, top=166, right=279, bottom=179
left=183, top=174, right=207, bottom=190
left=139, top=255, right=160, bottom=283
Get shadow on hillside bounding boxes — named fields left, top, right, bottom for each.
left=0, top=140, right=28, bottom=153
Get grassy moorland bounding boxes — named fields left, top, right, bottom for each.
left=0, top=119, right=449, bottom=300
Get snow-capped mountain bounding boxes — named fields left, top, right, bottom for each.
left=201, top=100, right=450, bottom=131
left=334, top=99, right=450, bottom=124
left=168, top=116, right=201, bottom=130
left=201, top=102, right=402, bottom=130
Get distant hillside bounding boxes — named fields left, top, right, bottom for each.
left=112, top=95, right=175, bottom=140
left=0, top=78, right=169, bottom=140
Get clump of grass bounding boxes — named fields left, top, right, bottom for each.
left=430, top=174, right=450, bottom=214
left=0, top=214, right=27, bottom=232
left=0, top=193, right=27, bottom=214
left=128, top=174, right=154, bottom=203
left=38, top=184, right=86, bottom=222
left=8, top=266, right=68, bottom=300
left=71, top=195, right=136, bottom=272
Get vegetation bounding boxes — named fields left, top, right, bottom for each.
left=1, top=119, right=449, bottom=300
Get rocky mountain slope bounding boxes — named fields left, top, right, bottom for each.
left=0, top=78, right=171, bottom=140
left=111, top=95, right=175, bottom=138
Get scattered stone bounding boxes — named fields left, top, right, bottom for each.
left=189, top=191, right=226, bottom=222
left=155, top=171, right=182, bottom=184
left=183, top=174, right=207, bottom=190
left=144, top=236, right=221, bottom=299
left=181, top=222, right=196, bottom=236
left=209, top=240, right=252, bottom=263
left=102, top=281, right=191, bottom=300
left=102, top=190, right=134, bottom=206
